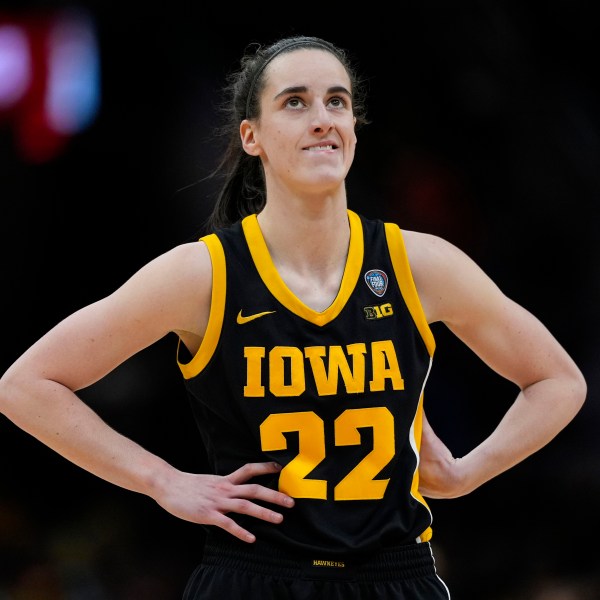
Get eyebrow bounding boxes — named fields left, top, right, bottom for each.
left=273, top=85, right=352, bottom=102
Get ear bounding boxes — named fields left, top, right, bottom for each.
left=240, top=119, right=261, bottom=156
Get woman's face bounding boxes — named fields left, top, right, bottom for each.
left=241, top=48, right=357, bottom=197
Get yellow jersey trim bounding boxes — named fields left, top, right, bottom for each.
left=178, top=234, right=226, bottom=380
left=409, top=361, right=434, bottom=543
left=384, top=223, right=435, bottom=356
left=242, top=210, right=363, bottom=327
left=386, top=222, right=435, bottom=542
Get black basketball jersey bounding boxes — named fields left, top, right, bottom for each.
left=178, top=209, right=436, bottom=555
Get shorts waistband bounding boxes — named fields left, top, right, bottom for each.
left=201, top=535, right=437, bottom=582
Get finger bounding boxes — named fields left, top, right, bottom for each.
left=212, top=512, right=258, bottom=544
left=236, top=482, right=294, bottom=508
left=224, top=497, right=286, bottom=524
left=227, top=461, right=282, bottom=485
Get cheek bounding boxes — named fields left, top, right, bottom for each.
left=347, top=132, right=357, bottom=156
left=262, top=127, right=288, bottom=159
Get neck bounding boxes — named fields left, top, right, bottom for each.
left=257, top=197, right=350, bottom=269
left=256, top=198, right=351, bottom=311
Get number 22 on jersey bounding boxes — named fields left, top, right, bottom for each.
left=260, top=406, right=395, bottom=501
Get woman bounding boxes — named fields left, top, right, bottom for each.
left=0, top=35, right=586, bottom=599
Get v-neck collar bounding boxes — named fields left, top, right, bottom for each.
left=241, top=210, right=364, bottom=326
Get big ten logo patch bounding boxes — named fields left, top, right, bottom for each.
left=364, top=302, right=393, bottom=320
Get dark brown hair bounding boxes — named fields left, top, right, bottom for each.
left=205, top=35, right=370, bottom=231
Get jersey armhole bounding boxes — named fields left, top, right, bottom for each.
left=177, top=233, right=226, bottom=379
left=384, top=222, right=436, bottom=357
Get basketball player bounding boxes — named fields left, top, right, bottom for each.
left=0, top=35, right=586, bottom=599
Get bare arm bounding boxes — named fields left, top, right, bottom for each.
left=0, top=242, right=293, bottom=542
left=404, top=231, right=587, bottom=498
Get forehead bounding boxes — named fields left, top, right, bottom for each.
left=263, top=48, right=351, bottom=90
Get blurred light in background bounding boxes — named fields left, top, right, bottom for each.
left=46, top=9, right=100, bottom=136
left=0, top=7, right=100, bottom=163
left=0, top=24, right=30, bottom=109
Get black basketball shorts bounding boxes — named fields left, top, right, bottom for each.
left=182, top=534, right=451, bottom=599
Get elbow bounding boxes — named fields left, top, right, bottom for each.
left=559, top=364, right=587, bottom=422
left=571, top=369, right=587, bottom=414
left=0, top=370, right=30, bottom=421
left=0, top=373, right=18, bottom=418
left=0, top=373, right=10, bottom=413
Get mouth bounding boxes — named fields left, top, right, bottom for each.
left=304, top=144, right=337, bottom=151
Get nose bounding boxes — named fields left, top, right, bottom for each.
left=310, top=101, right=334, bottom=133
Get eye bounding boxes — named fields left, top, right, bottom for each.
left=285, top=96, right=305, bottom=109
left=328, top=96, right=348, bottom=109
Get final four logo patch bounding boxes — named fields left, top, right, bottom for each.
left=364, top=269, right=388, bottom=297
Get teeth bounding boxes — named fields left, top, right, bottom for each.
left=308, top=145, right=333, bottom=151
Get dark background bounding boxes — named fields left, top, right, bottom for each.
left=1, top=2, right=599, bottom=599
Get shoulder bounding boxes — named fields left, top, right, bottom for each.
left=401, top=229, right=464, bottom=266
left=125, top=241, right=213, bottom=298
left=399, top=229, right=503, bottom=325
left=112, top=240, right=214, bottom=339
left=160, top=239, right=213, bottom=280
left=399, top=229, right=468, bottom=290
